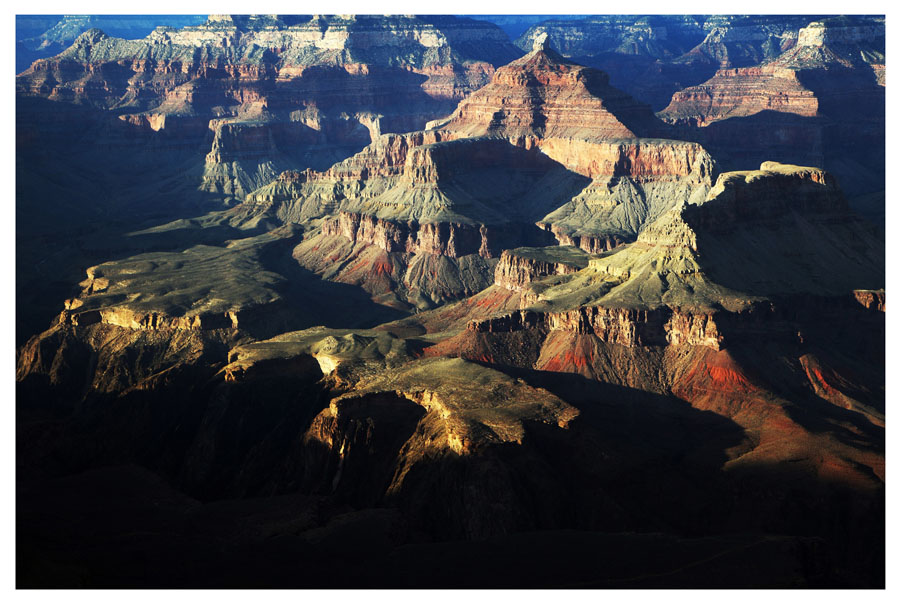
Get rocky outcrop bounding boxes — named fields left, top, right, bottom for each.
left=307, top=130, right=449, bottom=181
left=59, top=306, right=239, bottom=331
left=17, top=16, right=521, bottom=112
left=493, top=247, right=590, bottom=291
left=433, top=44, right=667, bottom=141
left=16, top=320, right=235, bottom=398
left=684, top=161, right=845, bottom=228
left=468, top=306, right=722, bottom=349
left=306, top=356, right=577, bottom=460
left=199, top=113, right=384, bottom=199
left=323, top=212, right=481, bottom=258
left=239, top=130, right=452, bottom=222
left=515, top=15, right=829, bottom=110
left=320, top=211, right=553, bottom=260
left=535, top=224, right=628, bottom=254
left=528, top=137, right=713, bottom=181
left=853, top=289, right=885, bottom=312
left=452, top=290, right=885, bottom=382
left=792, top=17, right=885, bottom=63
left=201, top=119, right=292, bottom=199
left=660, top=66, right=819, bottom=126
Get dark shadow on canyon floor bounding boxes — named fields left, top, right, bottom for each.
left=16, top=358, right=884, bottom=588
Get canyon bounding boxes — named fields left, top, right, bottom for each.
left=15, top=14, right=885, bottom=589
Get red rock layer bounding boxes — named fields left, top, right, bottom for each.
left=437, top=47, right=664, bottom=140
left=462, top=292, right=884, bottom=354
left=660, top=66, right=819, bottom=126
left=528, top=137, right=712, bottom=181
left=468, top=306, right=722, bottom=349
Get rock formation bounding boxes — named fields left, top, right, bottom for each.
left=15, top=14, right=885, bottom=590
left=15, top=14, right=208, bottom=73
left=237, top=43, right=715, bottom=309
left=17, top=15, right=523, bottom=203
left=659, top=16, right=885, bottom=127
left=658, top=16, right=885, bottom=221
left=493, top=246, right=589, bottom=291
left=516, top=15, right=825, bottom=110
left=661, top=66, right=819, bottom=127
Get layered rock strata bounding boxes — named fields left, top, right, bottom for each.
left=661, top=66, right=818, bottom=126
left=14, top=17, right=886, bottom=588
left=321, top=211, right=549, bottom=259
left=515, top=15, right=831, bottom=109
left=243, top=41, right=717, bottom=287
left=468, top=305, right=721, bottom=349
left=493, top=246, right=590, bottom=291
left=464, top=291, right=884, bottom=353
left=17, top=15, right=521, bottom=112
left=431, top=163, right=883, bottom=367
left=17, top=15, right=524, bottom=202
left=658, top=16, right=884, bottom=221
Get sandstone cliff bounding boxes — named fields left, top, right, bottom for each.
left=492, top=246, right=589, bottom=291
left=434, top=43, right=664, bottom=140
